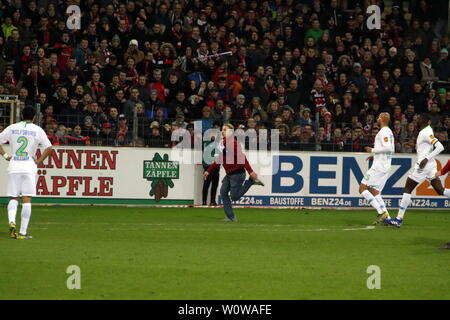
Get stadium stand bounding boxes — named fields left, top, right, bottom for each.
left=0, top=0, right=449, bottom=153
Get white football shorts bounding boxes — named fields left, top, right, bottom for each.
left=7, top=173, right=37, bottom=197
left=408, top=164, right=437, bottom=184
left=361, top=167, right=390, bottom=191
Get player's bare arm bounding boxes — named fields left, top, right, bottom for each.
left=34, top=146, right=53, bottom=165
left=0, top=145, right=12, bottom=161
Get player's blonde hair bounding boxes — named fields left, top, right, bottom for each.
left=223, top=123, right=234, bottom=130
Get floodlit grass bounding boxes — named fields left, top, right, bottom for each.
left=1, top=206, right=449, bottom=300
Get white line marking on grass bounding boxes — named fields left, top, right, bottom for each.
left=104, top=226, right=376, bottom=233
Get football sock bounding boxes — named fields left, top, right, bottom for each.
left=444, top=189, right=450, bottom=198
left=361, top=190, right=384, bottom=214
left=375, top=195, right=391, bottom=218
left=20, top=203, right=32, bottom=235
left=397, top=193, right=412, bottom=220
left=7, top=199, right=19, bottom=224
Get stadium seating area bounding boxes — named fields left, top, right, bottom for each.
left=0, top=0, right=449, bottom=152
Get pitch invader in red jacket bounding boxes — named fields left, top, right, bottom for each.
left=204, top=124, right=264, bottom=222
left=436, top=159, right=450, bottom=177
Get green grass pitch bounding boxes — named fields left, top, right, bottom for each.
left=0, top=206, right=449, bottom=300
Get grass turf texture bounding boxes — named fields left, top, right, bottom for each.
left=0, top=206, right=449, bottom=300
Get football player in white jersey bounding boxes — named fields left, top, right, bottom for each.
left=0, top=107, right=53, bottom=239
left=359, top=113, right=394, bottom=225
left=387, top=113, right=450, bottom=228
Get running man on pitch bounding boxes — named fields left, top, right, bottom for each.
left=359, top=112, right=394, bottom=225
left=386, top=113, right=450, bottom=228
left=203, top=124, right=264, bottom=222
left=0, top=107, right=53, bottom=239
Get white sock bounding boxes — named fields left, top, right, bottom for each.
left=375, top=195, right=391, bottom=219
left=397, top=193, right=411, bottom=220
left=361, top=190, right=384, bottom=214
left=19, top=203, right=32, bottom=235
left=444, top=189, right=450, bottom=198
left=7, top=199, right=19, bottom=224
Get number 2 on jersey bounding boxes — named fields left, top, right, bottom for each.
left=16, top=136, right=29, bottom=157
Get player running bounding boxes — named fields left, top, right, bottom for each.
left=359, top=112, right=394, bottom=225
left=203, top=124, right=264, bottom=222
left=386, top=114, right=450, bottom=228
left=0, top=107, right=53, bottom=239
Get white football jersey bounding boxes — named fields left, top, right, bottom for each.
left=415, top=126, right=438, bottom=169
left=372, top=126, right=395, bottom=171
left=0, top=121, right=52, bottom=174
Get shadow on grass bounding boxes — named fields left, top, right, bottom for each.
left=411, top=237, right=448, bottom=248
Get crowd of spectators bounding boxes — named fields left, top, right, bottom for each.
left=0, top=0, right=449, bottom=153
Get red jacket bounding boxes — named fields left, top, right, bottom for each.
left=442, top=159, right=450, bottom=175
left=207, top=137, right=254, bottom=175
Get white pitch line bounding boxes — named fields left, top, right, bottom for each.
left=104, top=226, right=376, bottom=233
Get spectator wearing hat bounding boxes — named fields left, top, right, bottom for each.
left=109, top=35, right=125, bottom=65
left=98, top=121, right=116, bottom=146
left=349, top=63, right=365, bottom=90
left=249, top=97, right=268, bottom=123
left=173, top=112, right=188, bottom=129
left=124, top=39, right=144, bottom=65
left=145, top=89, right=168, bottom=119
left=115, top=113, right=131, bottom=140
left=297, top=107, right=314, bottom=128
left=145, top=121, right=167, bottom=148
left=436, top=49, right=450, bottom=81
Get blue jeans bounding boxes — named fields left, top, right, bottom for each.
left=220, top=172, right=254, bottom=220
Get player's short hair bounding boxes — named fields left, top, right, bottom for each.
left=223, top=123, right=234, bottom=130
left=420, top=113, right=431, bottom=124
left=22, top=106, right=36, bottom=121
